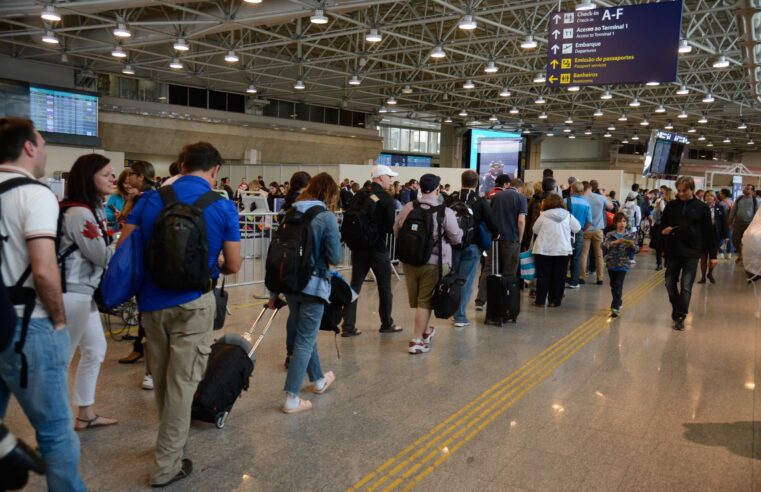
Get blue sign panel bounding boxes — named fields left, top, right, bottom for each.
left=546, top=2, right=682, bottom=87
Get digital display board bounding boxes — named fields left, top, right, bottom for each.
left=376, top=153, right=432, bottom=167
left=30, top=86, right=98, bottom=137
left=463, top=129, right=522, bottom=196
left=0, top=79, right=29, bottom=119
left=546, top=2, right=682, bottom=87
left=643, top=130, right=688, bottom=177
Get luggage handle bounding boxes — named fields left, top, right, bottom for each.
left=491, top=239, right=500, bottom=276
left=244, top=298, right=287, bottom=358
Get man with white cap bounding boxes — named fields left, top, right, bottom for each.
left=340, top=164, right=402, bottom=336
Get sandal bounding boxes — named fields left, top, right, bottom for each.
left=312, top=371, right=335, bottom=394
left=118, top=351, right=143, bottom=364
left=75, top=415, right=118, bottom=431
left=282, top=399, right=312, bottom=414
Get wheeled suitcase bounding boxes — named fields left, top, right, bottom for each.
left=484, top=241, right=521, bottom=325
left=192, top=299, right=285, bottom=429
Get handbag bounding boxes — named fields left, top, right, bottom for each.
left=474, top=221, right=492, bottom=251
left=213, top=277, right=228, bottom=331
left=519, top=250, right=536, bottom=281
left=431, top=210, right=465, bottom=320
left=101, top=228, right=144, bottom=310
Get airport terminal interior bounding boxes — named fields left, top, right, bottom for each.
left=2, top=0, right=761, bottom=490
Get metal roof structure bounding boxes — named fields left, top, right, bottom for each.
left=1, top=0, right=759, bottom=150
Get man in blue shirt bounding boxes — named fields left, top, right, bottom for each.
left=581, top=181, right=613, bottom=285
left=567, top=182, right=592, bottom=288
left=118, top=142, right=241, bottom=487
left=491, top=177, right=528, bottom=276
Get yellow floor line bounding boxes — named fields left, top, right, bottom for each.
left=350, top=271, right=664, bottom=492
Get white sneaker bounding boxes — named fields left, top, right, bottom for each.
left=453, top=321, right=470, bottom=327
left=142, top=374, right=154, bottom=390
left=422, top=326, right=436, bottom=344
left=408, top=339, right=430, bottom=354
left=718, top=252, right=725, bottom=260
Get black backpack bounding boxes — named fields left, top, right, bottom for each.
left=448, top=200, right=475, bottom=249
left=396, top=201, right=444, bottom=266
left=340, top=191, right=380, bottom=250
left=265, top=205, right=325, bottom=294
left=146, top=187, right=222, bottom=292
left=0, top=177, right=52, bottom=387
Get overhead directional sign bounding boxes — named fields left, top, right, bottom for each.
left=546, top=2, right=682, bottom=88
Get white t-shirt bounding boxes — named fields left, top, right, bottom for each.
left=0, top=165, right=60, bottom=318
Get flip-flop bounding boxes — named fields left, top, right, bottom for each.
left=75, top=415, right=118, bottom=431
left=282, top=399, right=312, bottom=414
left=312, top=371, right=335, bottom=394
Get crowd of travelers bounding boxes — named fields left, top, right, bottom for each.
left=0, top=116, right=758, bottom=489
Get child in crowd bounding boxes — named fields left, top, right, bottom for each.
left=602, top=212, right=639, bottom=318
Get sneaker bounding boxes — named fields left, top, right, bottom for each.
left=610, top=308, right=620, bottom=318
left=142, top=374, right=154, bottom=390
left=408, top=339, right=430, bottom=354
left=453, top=321, right=470, bottom=328
left=567, top=284, right=580, bottom=290
left=718, top=252, right=725, bottom=260
left=475, top=304, right=484, bottom=312
left=422, top=326, right=436, bottom=343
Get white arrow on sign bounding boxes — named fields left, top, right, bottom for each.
left=551, top=45, right=560, bottom=54
left=552, top=29, right=560, bottom=39
left=553, top=14, right=561, bottom=22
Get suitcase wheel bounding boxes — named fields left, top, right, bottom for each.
left=215, top=411, right=229, bottom=429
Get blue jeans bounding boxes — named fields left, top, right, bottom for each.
left=452, top=244, right=481, bottom=324
left=569, top=231, right=585, bottom=286
left=283, top=294, right=325, bottom=396
left=0, top=317, right=85, bottom=492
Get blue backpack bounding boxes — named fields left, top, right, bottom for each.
left=100, top=228, right=144, bottom=310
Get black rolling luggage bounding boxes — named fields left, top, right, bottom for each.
left=192, top=299, right=285, bottom=428
left=484, top=241, right=521, bottom=325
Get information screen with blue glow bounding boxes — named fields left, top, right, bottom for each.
left=30, top=86, right=98, bottom=137
left=546, top=2, right=682, bottom=87
left=467, top=129, right=522, bottom=195
left=376, top=153, right=432, bottom=167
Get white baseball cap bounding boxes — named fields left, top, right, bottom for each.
left=371, top=164, right=399, bottom=178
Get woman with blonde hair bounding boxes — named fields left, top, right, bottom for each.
left=105, top=169, right=134, bottom=232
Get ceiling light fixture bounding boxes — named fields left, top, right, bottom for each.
left=243, top=0, right=263, bottom=3
left=593, top=108, right=604, bottom=117
left=713, top=55, right=730, bottom=68
left=387, top=96, right=397, bottom=105
left=622, top=138, right=629, bottom=144
left=707, top=141, right=714, bottom=147
left=365, top=28, right=382, bottom=43
left=538, top=111, right=548, bottom=119
left=687, top=126, right=696, bottom=133
left=459, top=108, right=468, bottom=116
left=224, top=50, right=239, bottom=63
left=459, top=14, right=477, bottom=30
left=113, top=23, right=131, bottom=38
left=600, top=91, right=613, bottom=102
left=629, top=98, right=641, bottom=107
left=402, top=85, right=413, bottom=94
left=547, top=132, right=555, bottom=137
left=509, top=106, right=519, bottom=114
left=463, top=79, right=475, bottom=89
left=489, top=114, right=499, bottom=122
left=655, top=105, right=666, bottom=113
left=41, top=5, right=61, bottom=22
left=565, top=116, right=574, bottom=124
left=604, top=132, right=612, bottom=138
left=584, top=127, right=593, bottom=135
left=310, top=9, right=328, bottom=24
left=702, top=93, right=715, bottom=103
left=111, top=45, right=127, bottom=58
left=568, top=133, right=576, bottom=139
left=723, top=137, right=731, bottom=143
left=246, top=83, right=257, bottom=94
left=521, top=35, right=538, bottom=49
left=665, top=121, right=674, bottom=129
left=173, top=38, right=189, bottom=51
left=678, top=110, right=688, bottom=118
left=608, top=124, right=616, bottom=131
left=444, top=116, right=452, bottom=123
left=676, top=85, right=689, bottom=95
left=738, top=120, right=748, bottom=130
left=169, top=57, right=183, bottom=69
left=748, top=140, right=755, bottom=145
left=484, top=61, right=498, bottom=73
left=618, top=113, right=628, bottom=121
left=378, top=105, right=387, bottom=113
left=533, top=72, right=546, bottom=84
left=678, top=39, right=692, bottom=54
left=348, top=74, right=361, bottom=86
left=698, top=114, right=708, bottom=124
left=122, top=63, right=135, bottom=75
left=698, top=135, right=706, bottom=141
left=631, top=133, right=640, bottom=141
left=567, top=85, right=580, bottom=92
left=294, top=79, right=305, bottom=90
left=640, top=118, right=650, bottom=126
left=430, top=44, right=446, bottom=59
left=499, top=86, right=511, bottom=97
left=563, top=126, right=572, bottom=133
left=535, top=95, right=546, bottom=104
left=42, top=30, right=58, bottom=44
left=576, top=0, right=596, bottom=11
left=646, top=81, right=660, bottom=86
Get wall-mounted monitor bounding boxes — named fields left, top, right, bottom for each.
left=376, top=153, right=432, bottom=167
left=0, top=79, right=30, bottom=119
left=462, top=129, right=523, bottom=195
left=642, top=130, right=688, bottom=177
left=29, top=85, right=100, bottom=146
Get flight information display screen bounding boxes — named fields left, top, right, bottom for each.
left=30, top=86, right=98, bottom=137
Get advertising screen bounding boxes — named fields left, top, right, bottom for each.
left=30, top=86, right=98, bottom=137
left=466, top=129, right=522, bottom=195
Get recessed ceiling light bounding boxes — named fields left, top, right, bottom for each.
left=499, top=86, right=511, bottom=97
left=655, top=105, right=666, bottom=113
left=387, top=96, right=397, bottom=105
left=600, top=90, right=612, bottom=100
left=698, top=114, right=708, bottom=124
left=640, top=118, right=650, bottom=126
left=459, top=108, right=468, bottom=117
left=41, top=5, right=61, bottom=22
left=535, top=95, right=546, bottom=104
left=122, top=63, right=135, bottom=75
left=687, top=126, right=696, bottom=133
left=42, top=30, right=59, bottom=44
left=463, top=79, right=475, bottom=89
left=246, top=84, right=257, bottom=94
left=430, top=45, right=446, bottom=59
left=521, top=35, right=538, bottom=49
left=348, top=74, right=361, bottom=86
left=459, top=14, right=477, bottom=30
left=567, top=85, right=580, bottom=92
left=484, top=61, right=498, bottom=73
left=713, top=55, right=730, bottom=68
left=593, top=108, right=603, bottom=117
left=646, top=81, right=660, bottom=86
left=629, top=98, right=640, bottom=107
left=402, top=85, right=413, bottom=94
left=538, top=111, right=548, bottom=119
left=702, top=93, right=715, bottom=103
left=444, top=116, right=453, bottom=123
left=489, top=114, right=499, bottom=122
left=173, top=38, right=189, bottom=51
left=113, top=23, right=131, bottom=38
left=294, top=79, right=305, bottom=90
left=678, top=39, right=692, bottom=54
left=665, top=121, right=674, bottom=129
left=509, top=106, right=519, bottom=114
left=224, top=50, right=239, bottom=63
left=310, top=9, right=328, bottom=24
left=365, top=28, right=382, bottom=43
left=618, top=113, right=628, bottom=121
left=169, top=57, right=183, bottom=69
left=576, top=0, right=596, bottom=11
left=378, top=105, right=387, bottom=113
left=533, top=72, right=546, bottom=84
left=111, top=45, right=127, bottom=58
left=678, top=110, right=689, bottom=118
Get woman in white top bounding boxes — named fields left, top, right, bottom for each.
left=532, top=194, right=581, bottom=307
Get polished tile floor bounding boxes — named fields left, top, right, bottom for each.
left=6, top=252, right=761, bottom=491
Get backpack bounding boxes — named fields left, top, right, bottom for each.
left=623, top=203, right=638, bottom=229
left=145, top=187, right=222, bottom=292
left=0, top=177, right=52, bottom=387
left=448, top=200, right=475, bottom=249
left=340, top=191, right=380, bottom=250
left=265, top=205, right=325, bottom=294
left=430, top=210, right=465, bottom=319
left=396, top=201, right=444, bottom=266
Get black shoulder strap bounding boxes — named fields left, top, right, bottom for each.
left=436, top=205, right=446, bottom=279
left=158, top=186, right=179, bottom=208
left=304, top=205, right=327, bottom=222
left=193, top=190, right=223, bottom=210
left=0, top=176, right=47, bottom=195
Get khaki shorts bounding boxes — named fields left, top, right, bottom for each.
left=403, top=263, right=450, bottom=310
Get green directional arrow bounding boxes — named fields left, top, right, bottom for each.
left=550, top=59, right=559, bottom=69
left=549, top=75, right=558, bottom=83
